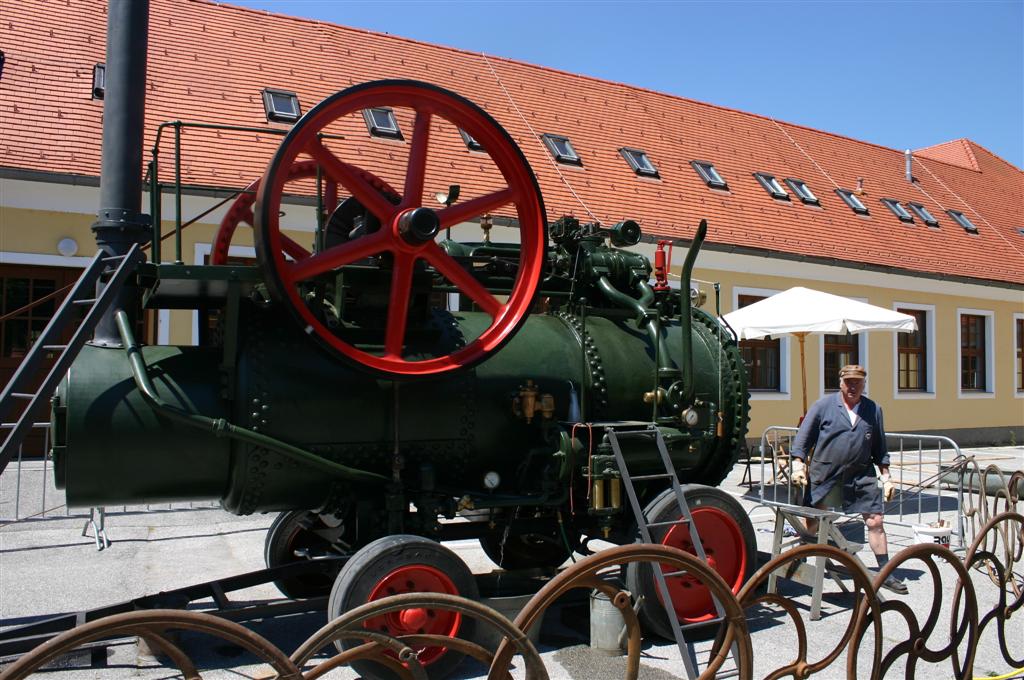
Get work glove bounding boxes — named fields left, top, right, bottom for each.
left=790, top=458, right=807, bottom=486
left=881, top=473, right=895, bottom=502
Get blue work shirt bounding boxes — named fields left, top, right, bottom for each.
left=791, top=392, right=889, bottom=506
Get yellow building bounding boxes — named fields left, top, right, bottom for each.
left=1, top=0, right=1021, bottom=449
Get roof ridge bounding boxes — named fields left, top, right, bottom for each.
left=962, top=139, right=1024, bottom=176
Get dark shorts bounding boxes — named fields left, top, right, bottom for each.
left=809, top=465, right=883, bottom=514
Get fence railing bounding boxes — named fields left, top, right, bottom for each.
left=753, top=425, right=968, bottom=547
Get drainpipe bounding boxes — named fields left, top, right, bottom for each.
left=91, top=0, right=151, bottom=346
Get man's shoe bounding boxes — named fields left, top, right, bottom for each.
left=880, top=575, right=909, bottom=595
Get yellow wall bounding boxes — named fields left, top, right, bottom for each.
left=3, top=198, right=1022, bottom=443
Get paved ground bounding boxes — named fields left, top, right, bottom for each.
left=1, top=446, right=1021, bottom=679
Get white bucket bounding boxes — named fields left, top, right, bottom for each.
left=912, top=524, right=951, bottom=548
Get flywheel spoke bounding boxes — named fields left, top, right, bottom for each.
left=306, top=139, right=397, bottom=223
left=422, top=242, right=502, bottom=317
left=437, top=187, right=515, bottom=230
left=289, top=231, right=388, bottom=282
left=400, top=110, right=433, bottom=211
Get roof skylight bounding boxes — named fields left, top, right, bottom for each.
left=620, top=147, right=659, bottom=178
left=907, top=202, right=939, bottom=227
left=92, top=63, right=105, bottom=100
left=262, top=88, right=301, bottom=123
left=363, top=107, right=403, bottom=139
left=754, top=172, right=789, bottom=200
left=881, top=198, right=914, bottom=223
left=542, top=133, right=582, bottom=165
left=784, top=178, right=819, bottom=205
left=691, top=160, right=727, bottom=189
left=836, top=188, right=869, bottom=215
left=459, top=128, right=483, bottom=151
left=947, top=209, right=979, bottom=233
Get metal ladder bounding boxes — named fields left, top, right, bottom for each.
left=0, top=244, right=144, bottom=474
left=605, top=423, right=740, bottom=680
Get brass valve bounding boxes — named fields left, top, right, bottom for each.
left=643, top=387, right=667, bottom=404
left=512, top=380, right=554, bottom=423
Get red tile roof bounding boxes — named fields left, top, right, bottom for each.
left=2, top=0, right=1022, bottom=286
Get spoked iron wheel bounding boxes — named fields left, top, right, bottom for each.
left=264, top=510, right=353, bottom=600
left=626, top=485, right=756, bottom=639
left=255, top=79, right=548, bottom=379
left=328, top=534, right=479, bottom=680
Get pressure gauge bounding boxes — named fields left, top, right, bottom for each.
left=483, top=471, right=501, bottom=490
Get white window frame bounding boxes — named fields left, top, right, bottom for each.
left=907, top=202, right=939, bottom=227
left=836, top=188, right=869, bottom=214
left=732, top=286, right=790, bottom=400
left=1014, top=312, right=1024, bottom=398
left=818, top=296, right=869, bottom=399
left=957, top=307, right=995, bottom=398
left=784, top=178, right=819, bottom=205
left=753, top=172, right=788, bottom=199
left=891, top=301, right=936, bottom=399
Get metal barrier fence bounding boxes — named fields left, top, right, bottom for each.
left=753, top=425, right=968, bottom=546
left=0, top=422, right=219, bottom=528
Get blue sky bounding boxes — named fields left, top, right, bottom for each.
left=232, top=1, right=1023, bottom=169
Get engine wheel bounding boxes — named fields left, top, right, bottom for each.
left=328, top=534, right=479, bottom=680
left=254, top=79, right=548, bottom=379
left=625, top=485, right=755, bottom=639
left=479, top=517, right=575, bottom=571
left=264, top=510, right=351, bottom=600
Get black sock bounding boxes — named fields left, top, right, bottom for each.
left=874, top=553, right=889, bottom=570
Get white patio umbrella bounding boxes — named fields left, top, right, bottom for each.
left=721, top=287, right=918, bottom=415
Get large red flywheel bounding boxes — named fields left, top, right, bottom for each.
left=254, top=80, right=548, bottom=379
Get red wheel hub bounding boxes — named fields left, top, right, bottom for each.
left=657, top=506, right=748, bottom=623
left=365, top=564, right=461, bottom=666
left=254, top=80, right=547, bottom=378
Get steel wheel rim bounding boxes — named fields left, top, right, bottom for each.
left=365, top=564, right=462, bottom=665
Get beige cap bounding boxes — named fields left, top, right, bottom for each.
left=839, top=364, right=867, bottom=379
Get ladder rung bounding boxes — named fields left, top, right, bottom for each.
left=630, top=473, right=673, bottom=481
left=679, top=616, right=725, bottom=631
left=73, top=298, right=97, bottom=305
left=42, top=345, right=67, bottom=351
left=101, top=255, right=127, bottom=262
left=662, top=569, right=689, bottom=577
left=11, top=393, right=36, bottom=400
left=648, top=518, right=692, bottom=528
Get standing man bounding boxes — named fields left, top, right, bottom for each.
left=790, top=364, right=907, bottom=594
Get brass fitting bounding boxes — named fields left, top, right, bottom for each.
left=456, top=495, right=475, bottom=512
left=609, top=478, right=622, bottom=509
left=643, top=387, right=667, bottom=404
left=513, top=380, right=540, bottom=423
left=592, top=478, right=605, bottom=510
left=540, top=393, right=555, bottom=420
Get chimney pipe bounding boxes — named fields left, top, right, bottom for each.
left=905, top=149, right=913, bottom=182
left=91, top=0, right=151, bottom=345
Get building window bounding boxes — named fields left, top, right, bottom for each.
left=261, top=88, right=301, bottom=123
left=784, top=178, right=819, bottom=205
left=753, top=172, right=789, bottom=200
left=881, top=198, right=914, bottom=222
left=947, top=209, right=979, bottom=233
left=691, top=160, right=727, bottom=189
left=897, top=308, right=928, bottom=391
left=458, top=128, right=483, bottom=151
left=1016, top=316, right=1024, bottom=393
left=907, top=202, right=939, bottom=227
left=824, top=332, right=859, bottom=391
left=960, top=313, right=989, bottom=391
left=836, top=188, right=869, bottom=215
left=91, top=63, right=106, bottom=100
left=619, top=147, right=659, bottom=177
left=363, top=107, right=403, bottom=139
left=737, top=294, right=780, bottom=390
left=541, top=133, right=581, bottom=165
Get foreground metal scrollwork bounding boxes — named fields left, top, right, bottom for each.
left=954, top=511, right=1024, bottom=671
left=6, top=517, right=1024, bottom=679
left=734, top=543, right=883, bottom=680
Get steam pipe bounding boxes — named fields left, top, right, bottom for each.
left=680, top=219, right=708, bottom=404
left=91, top=0, right=151, bottom=345
left=596, top=277, right=671, bottom=372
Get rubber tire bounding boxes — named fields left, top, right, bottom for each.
left=478, top=523, right=574, bottom=571
left=264, top=510, right=342, bottom=600
left=328, top=534, right=479, bottom=680
left=625, top=485, right=756, bottom=641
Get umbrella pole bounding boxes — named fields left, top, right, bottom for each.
left=797, top=332, right=808, bottom=416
